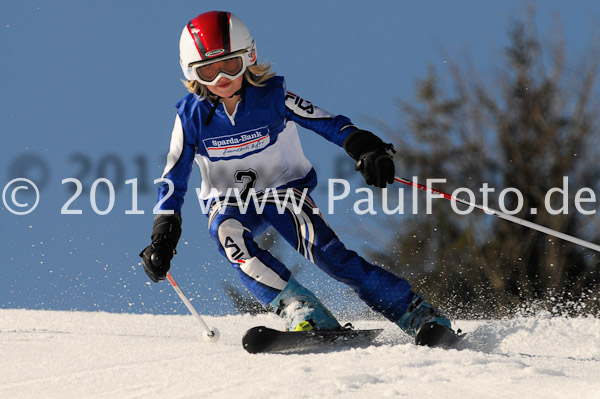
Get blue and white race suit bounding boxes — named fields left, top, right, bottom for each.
left=156, top=76, right=414, bottom=321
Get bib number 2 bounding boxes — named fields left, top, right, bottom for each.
left=234, top=169, right=258, bottom=198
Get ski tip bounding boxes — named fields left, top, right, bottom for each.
left=242, top=326, right=271, bottom=354
left=415, top=323, right=465, bottom=348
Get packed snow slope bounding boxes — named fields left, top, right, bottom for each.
left=1, top=309, right=599, bottom=399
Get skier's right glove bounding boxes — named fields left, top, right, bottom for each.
left=139, top=214, right=182, bottom=283
left=343, top=130, right=396, bottom=188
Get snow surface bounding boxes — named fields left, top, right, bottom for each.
left=1, top=309, right=600, bottom=399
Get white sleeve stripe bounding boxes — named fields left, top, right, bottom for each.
left=162, top=115, right=185, bottom=178
left=340, top=124, right=358, bottom=132
left=285, top=91, right=334, bottom=119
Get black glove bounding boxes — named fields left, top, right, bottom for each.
left=139, top=214, right=182, bottom=283
left=343, top=130, right=395, bottom=188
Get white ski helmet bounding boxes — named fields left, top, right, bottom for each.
left=179, top=11, right=257, bottom=84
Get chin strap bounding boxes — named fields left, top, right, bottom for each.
left=204, top=86, right=244, bottom=126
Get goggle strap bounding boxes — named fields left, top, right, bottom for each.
left=203, top=86, right=243, bottom=127
left=204, top=97, right=220, bottom=126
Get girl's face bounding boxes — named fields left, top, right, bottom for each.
left=206, top=75, right=244, bottom=99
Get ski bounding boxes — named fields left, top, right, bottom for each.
left=242, top=325, right=383, bottom=354
left=415, top=323, right=466, bottom=347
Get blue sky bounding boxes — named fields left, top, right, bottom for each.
left=1, top=1, right=598, bottom=315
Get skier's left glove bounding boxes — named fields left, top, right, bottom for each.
left=139, top=214, right=182, bottom=283
left=343, top=130, right=396, bottom=188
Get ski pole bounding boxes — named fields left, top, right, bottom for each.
left=394, top=176, right=600, bottom=253
left=166, top=272, right=220, bottom=342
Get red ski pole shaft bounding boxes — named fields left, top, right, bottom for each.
left=393, top=176, right=600, bottom=253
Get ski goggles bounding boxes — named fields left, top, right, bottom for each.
left=189, top=51, right=248, bottom=86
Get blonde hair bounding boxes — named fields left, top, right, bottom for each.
left=183, top=63, right=275, bottom=99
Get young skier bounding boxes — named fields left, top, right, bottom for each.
left=140, top=10, right=456, bottom=344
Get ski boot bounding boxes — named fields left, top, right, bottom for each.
left=269, top=277, right=341, bottom=332
left=396, top=293, right=461, bottom=347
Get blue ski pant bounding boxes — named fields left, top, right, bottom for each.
left=207, top=188, right=414, bottom=322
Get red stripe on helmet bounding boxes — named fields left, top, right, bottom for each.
left=188, top=11, right=231, bottom=60
left=187, top=21, right=206, bottom=58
